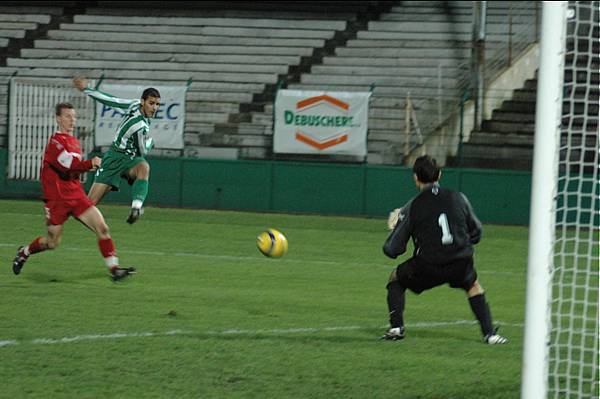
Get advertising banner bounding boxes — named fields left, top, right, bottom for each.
left=94, top=84, right=186, bottom=149
left=274, top=90, right=371, bottom=156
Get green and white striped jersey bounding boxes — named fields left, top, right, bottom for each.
left=84, top=87, right=151, bottom=157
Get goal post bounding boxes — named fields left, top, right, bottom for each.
left=522, top=2, right=599, bottom=398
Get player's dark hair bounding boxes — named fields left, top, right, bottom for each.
left=55, top=102, right=74, bottom=116
left=142, top=88, right=161, bottom=100
left=413, top=155, right=441, bottom=183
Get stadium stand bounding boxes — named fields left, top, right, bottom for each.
left=448, top=33, right=599, bottom=171
left=0, top=1, right=546, bottom=167
left=0, top=1, right=394, bottom=159
left=287, top=1, right=540, bottom=164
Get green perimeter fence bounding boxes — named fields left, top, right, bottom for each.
left=0, top=148, right=535, bottom=225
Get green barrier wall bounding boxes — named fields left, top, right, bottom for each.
left=0, top=148, right=533, bottom=225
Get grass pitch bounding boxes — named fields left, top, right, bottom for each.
left=0, top=199, right=528, bottom=398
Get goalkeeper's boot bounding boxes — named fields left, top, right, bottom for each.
left=12, top=246, right=28, bottom=275
left=126, top=207, right=144, bottom=224
left=380, top=326, right=405, bottom=341
left=484, top=326, right=508, bottom=345
left=110, top=266, right=136, bottom=282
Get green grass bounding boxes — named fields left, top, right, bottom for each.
left=0, top=199, right=530, bottom=399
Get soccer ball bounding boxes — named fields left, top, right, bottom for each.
left=257, top=228, right=288, bottom=258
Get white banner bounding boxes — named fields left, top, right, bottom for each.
left=274, top=90, right=371, bottom=156
left=94, top=84, right=187, bottom=149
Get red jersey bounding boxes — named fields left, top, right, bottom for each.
left=41, top=132, right=93, bottom=201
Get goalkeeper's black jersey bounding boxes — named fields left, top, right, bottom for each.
left=383, top=183, right=482, bottom=265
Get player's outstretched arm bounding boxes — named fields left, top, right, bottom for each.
left=73, top=76, right=137, bottom=110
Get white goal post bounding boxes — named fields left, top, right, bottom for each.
left=522, top=2, right=599, bottom=399
left=8, top=78, right=95, bottom=181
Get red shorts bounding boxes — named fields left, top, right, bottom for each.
left=44, top=197, right=95, bottom=226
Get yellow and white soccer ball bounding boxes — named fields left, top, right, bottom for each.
left=257, top=228, right=288, bottom=258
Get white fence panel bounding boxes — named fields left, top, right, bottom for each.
left=8, top=78, right=95, bottom=181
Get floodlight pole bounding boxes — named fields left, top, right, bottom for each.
left=520, top=2, right=567, bottom=399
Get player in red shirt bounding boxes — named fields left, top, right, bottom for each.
left=12, top=102, right=135, bottom=282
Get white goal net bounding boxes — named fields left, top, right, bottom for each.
left=522, top=2, right=599, bottom=399
left=548, top=1, right=599, bottom=398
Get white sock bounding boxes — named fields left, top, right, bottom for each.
left=104, top=256, right=119, bottom=269
left=131, top=200, right=143, bottom=209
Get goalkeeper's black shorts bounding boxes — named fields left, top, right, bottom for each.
left=395, top=256, right=477, bottom=294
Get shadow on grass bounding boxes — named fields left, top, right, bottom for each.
left=166, top=327, right=481, bottom=345
left=21, top=270, right=124, bottom=286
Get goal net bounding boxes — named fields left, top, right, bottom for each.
left=549, top=1, right=599, bottom=398
left=522, top=2, right=599, bottom=398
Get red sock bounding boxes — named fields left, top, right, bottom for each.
left=98, top=238, right=119, bottom=268
left=27, top=237, right=45, bottom=255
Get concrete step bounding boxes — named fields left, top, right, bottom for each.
left=301, top=73, right=460, bottom=87
left=348, top=38, right=472, bottom=49
left=197, top=133, right=271, bottom=148
left=1, top=22, right=38, bottom=30
left=21, top=48, right=301, bottom=65
left=59, top=23, right=336, bottom=39
left=468, top=131, right=534, bottom=146
left=469, top=131, right=597, bottom=148
left=512, top=89, right=537, bottom=102
left=499, top=100, right=536, bottom=113
left=185, top=122, right=215, bottom=135
left=0, top=13, right=51, bottom=23
left=366, top=22, right=524, bottom=36
left=187, top=102, right=240, bottom=113
left=8, top=67, right=278, bottom=84
left=336, top=46, right=471, bottom=58
left=47, top=29, right=325, bottom=48
left=215, top=122, right=273, bottom=136
left=186, top=112, right=229, bottom=124
left=83, top=6, right=358, bottom=21
left=310, top=64, right=464, bottom=77
left=358, top=30, right=472, bottom=41
left=461, top=144, right=533, bottom=159
left=187, top=91, right=253, bottom=103
left=73, top=14, right=347, bottom=30
left=188, top=82, right=265, bottom=92
left=323, top=55, right=467, bottom=67
left=0, top=5, right=63, bottom=15
left=447, top=155, right=532, bottom=171
left=489, top=110, right=536, bottom=123
left=381, top=13, right=535, bottom=23
left=7, top=57, right=289, bottom=74
left=480, top=120, right=534, bottom=134
left=35, top=39, right=315, bottom=56
left=250, top=113, right=273, bottom=126
left=287, top=83, right=463, bottom=98
left=0, top=29, right=26, bottom=39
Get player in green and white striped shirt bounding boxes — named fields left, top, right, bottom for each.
left=73, top=77, right=161, bottom=224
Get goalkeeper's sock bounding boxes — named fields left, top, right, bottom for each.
left=468, top=293, right=494, bottom=337
left=131, top=179, right=149, bottom=209
left=98, top=238, right=119, bottom=269
left=386, top=281, right=406, bottom=328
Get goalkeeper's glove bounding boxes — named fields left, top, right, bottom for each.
left=387, top=208, right=403, bottom=230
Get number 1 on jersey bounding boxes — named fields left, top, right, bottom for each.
left=438, top=213, right=454, bottom=245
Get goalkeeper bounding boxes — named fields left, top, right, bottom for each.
left=73, top=76, right=160, bottom=224
left=381, top=155, right=508, bottom=345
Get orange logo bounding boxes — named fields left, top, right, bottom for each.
left=291, top=95, right=351, bottom=150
